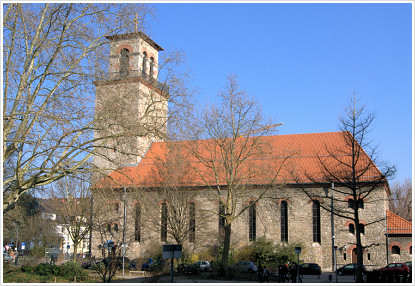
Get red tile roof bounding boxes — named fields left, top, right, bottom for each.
left=94, top=131, right=387, bottom=191
left=387, top=210, right=412, bottom=234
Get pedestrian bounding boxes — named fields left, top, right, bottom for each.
left=289, top=262, right=297, bottom=283
left=258, top=263, right=263, bottom=283
left=263, top=266, right=270, bottom=283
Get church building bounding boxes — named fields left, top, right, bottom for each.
left=91, top=31, right=411, bottom=272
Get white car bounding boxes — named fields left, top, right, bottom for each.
left=193, top=260, right=212, bottom=271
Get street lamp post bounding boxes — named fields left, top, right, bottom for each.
left=15, top=221, right=19, bottom=265
left=295, top=247, right=302, bottom=283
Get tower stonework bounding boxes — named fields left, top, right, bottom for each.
left=93, top=32, right=168, bottom=175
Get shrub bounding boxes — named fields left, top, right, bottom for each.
left=30, top=245, right=46, bottom=258
left=21, top=265, right=33, bottom=273
left=34, top=263, right=60, bottom=276
left=61, top=261, right=88, bottom=281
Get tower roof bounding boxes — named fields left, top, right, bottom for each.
left=105, top=31, right=163, bottom=51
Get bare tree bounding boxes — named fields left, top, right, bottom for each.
left=294, top=96, right=396, bottom=283
left=49, top=175, right=92, bottom=261
left=3, top=3, right=192, bottom=214
left=182, top=75, right=287, bottom=275
left=389, top=178, right=412, bottom=222
left=142, top=142, right=210, bottom=247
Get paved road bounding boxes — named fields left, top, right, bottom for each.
left=114, top=272, right=358, bottom=283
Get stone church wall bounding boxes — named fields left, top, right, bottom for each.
left=90, top=184, right=396, bottom=271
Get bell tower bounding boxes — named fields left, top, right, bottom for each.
left=93, top=32, right=168, bottom=175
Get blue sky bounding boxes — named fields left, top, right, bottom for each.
left=147, top=3, right=412, bottom=184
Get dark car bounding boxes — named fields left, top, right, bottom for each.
left=336, top=263, right=366, bottom=276
left=101, top=256, right=130, bottom=269
left=229, top=261, right=258, bottom=274
left=141, top=258, right=166, bottom=271
left=378, top=263, right=410, bottom=275
left=300, top=263, right=322, bottom=275
left=405, top=261, right=412, bottom=272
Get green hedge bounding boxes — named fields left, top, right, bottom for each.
left=30, top=262, right=87, bottom=281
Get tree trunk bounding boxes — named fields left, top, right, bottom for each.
left=72, top=242, right=78, bottom=262
left=220, top=222, right=232, bottom=277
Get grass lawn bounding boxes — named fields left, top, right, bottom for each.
left=3, top=266, right=102, bottom=283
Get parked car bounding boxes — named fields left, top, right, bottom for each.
left=141, top=258, right=166, bottom=271
left=336, top=263, right=367, bottom=276
left=378, top=263, right=410, bottom=275
left=184, top=261, right=212, bottom=273
left=81, top=260, right=96, bottom=269
left=101, top=256, right=130, bottom=269
left=300, top=263, right=322, bottom=275
left=3, top=252, right=13, bottom=263
left=229, top=261, right=258, bottom=274
left=405, top=261, right=412, bottom=272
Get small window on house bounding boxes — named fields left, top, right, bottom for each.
left=410, top=246, right=412, bottom=255
left=367, top=253, right=371, bottom=261
left=107, top=224, right=111, bottom=233
left=348, top=199, right=354, bottom=209
left=358, top=199, right=364, bottom=209
left=114, top=203, right=119, bottom=212
left=343, top=253, right=347, bottom=260
left=392, top=246, right=401, bottom=255
left=113, top=223, right=119, bottom=232
left=349, top=224, right=355, bottom=234
left=359, top=223, right=365, bottom=235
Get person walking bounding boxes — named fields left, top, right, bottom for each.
left=263, top=266, right=270, bottom=283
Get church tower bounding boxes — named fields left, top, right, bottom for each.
left=93, top=32, right=168, bottom=175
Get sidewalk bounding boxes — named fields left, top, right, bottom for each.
left=114, top=272, right=358, bottom=283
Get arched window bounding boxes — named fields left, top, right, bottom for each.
left=120, top=48, right=129, bottom=78
left=349, top=224, right=355, bottom=234
left=134, top=203, right=141, bottom=242
left=107, top=223, right=111, bottom=233
left=392, top=245, right=401, bottom=255
left=312, top=200, right=321, bottom=243
left=149, top=57, right=154, bottom=78
left=249, top=201, right=256, bottom=242
left=189, top=202, right=196, bottom=243
left=113, top=223, right=119, bottom=232
left=280, top=201, right=288, bottom=242
left=161, top=202, right=168, bottom=241
left=142, top=52, right=147, bottom=77
left=114, top=203, right=119, bottom=212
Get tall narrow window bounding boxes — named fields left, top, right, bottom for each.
left=161, top=202, right=168, bottom=241
left=142, top=52, right=147, bottom=77
left=134, top=203, right=141, bottom=242
left=120, top=48, right=129, bottom=78
left=249, top=201, right=256, bottom=242
left=358, top=199, right=364, bottom=209
left=149, top=57, right=154, bottom=78
left=359, top=223, right=365, bottom=235
left=281, top=201, right=288, bottom=242
left=107, top=223, right=111, bottom=233
left=349, top=224, right=355, bottom=234
left=189, top=202, right=196, bottom=243
left=113, top=223, right=119, bottom=232
left=312, top=200, right=321, bottom=243
left=219, top=203, right=225, bottom=238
